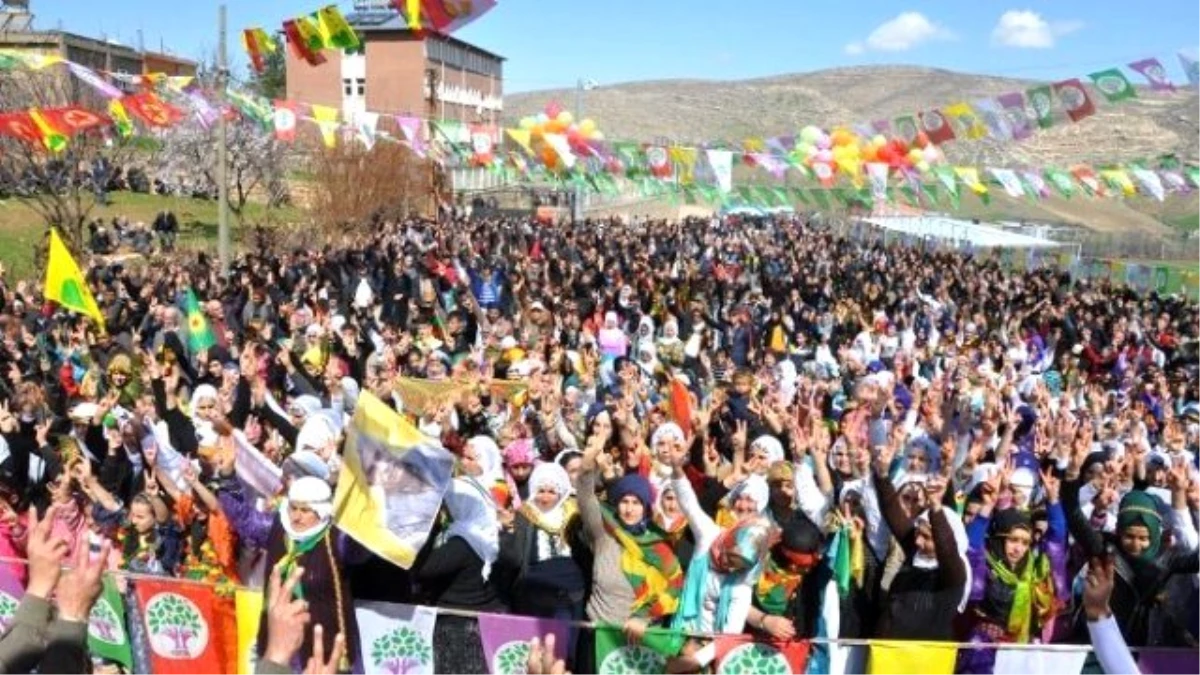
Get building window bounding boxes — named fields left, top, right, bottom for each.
left=343, top=78, right=353, bottom=96
left=356, top=78, right=366, bottom=96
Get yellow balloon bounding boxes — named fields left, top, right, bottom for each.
left=579, top=118, right=596, bottom=135
left=591, top=130, right=604, bottom=141
left=556, top=111, right=574, bottom=126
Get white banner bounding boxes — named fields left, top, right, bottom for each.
left=355, top=601, right=439, bottom=675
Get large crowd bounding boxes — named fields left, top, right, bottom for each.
left=0, top=213, right=1195, bottom=673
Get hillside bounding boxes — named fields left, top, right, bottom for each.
left=504, top=66, right=1199, bottom=232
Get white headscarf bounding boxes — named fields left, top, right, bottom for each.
left=776, top=360, right=798, bottom=406
left=727, top=474, right=770, bottom=515
left=658, top=317, right=682, bottom=346
left=443, top=478, right=500, bottom=581
left=651, top=422, right=686, bottom=450
left=280, top=476, right=333, bottom=541
left=527, top=462, right=572, bottom=527
left=189, top=385, right=219, bottom=419
left=468, top=436, right=503, bottom=487
left=749, top=435, right=784, bottom=466
left=295, top=413, right=340, bottom=455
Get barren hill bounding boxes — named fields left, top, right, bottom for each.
left=504, top=66, right=1200, bottom=233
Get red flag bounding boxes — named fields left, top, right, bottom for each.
left=919, top=109, right=956, bottom=145
left=714, top=636, right=811, bottom=674
left=39, top=106, right=109, bottom=135
left=670, top=378, right=693, bottom=436
left=469, top=123, right=494, bottom=166
left=243, top=29, right=265, bottom=73
left=122, top=93, right=183, bottom=127
left=1053, top=78, right=1096, bottom=123
left=646, top=146, right=672, bottom=178
left=282, top=19, right=326, bottom=66
left=0, top=112, right=44, bottom=144
left=134, top=579, right=223, bottom=674
left=272, top=100, right=298, bottom=142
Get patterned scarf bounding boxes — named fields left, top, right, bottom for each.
left=985, top=550, right=1056, bottom=643
left=754, top=550, right=816, bottom=615
left=600, top=505, right=683, bottom=620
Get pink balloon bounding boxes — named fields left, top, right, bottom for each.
left=544, top=101, right=563, bottom=119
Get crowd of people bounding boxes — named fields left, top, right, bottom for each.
left=0, top=212, right=1195, bottom=673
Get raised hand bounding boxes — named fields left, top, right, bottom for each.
left=302, top=624, right=347, bottom=675
left=1039, top=467, right=1061, bottom=503
left=56, top=537, right=111, bottom=622
left=25, top=505, right=68, bottom=599
left=263, top=564, right=310, bottom=667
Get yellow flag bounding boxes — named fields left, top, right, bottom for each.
left=867, top=641, right=958, bottom=674
left=332, top=391, right=455, bottom=569
left=669, top=146, right=698, bottom=185
left=108, top=99, right=133, bottom=137
left=317, top=5, right=361, bottom=50
left=1100, top=169, right=1137, bottom=196
left=506, top=128, right=533, bottom=155
left=235, top=589, right=263, bottom=675
left=393, top=377, right=528, bottom=417
left=954, top=166, right=988, bottom=194
left=406, top=0, right=423, bottom=29
left=45, top=228, right=105, bottom=330
left=311, top=105, right=340, bottom=148
left=943, top=101, right=988, bottom=139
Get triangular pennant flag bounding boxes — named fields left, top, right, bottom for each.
left=1053, top=78, right=1096, bottom=122
left=1128, top=57, right=1175, bottom=91
left=1044, top=168, right=1077, bottom=198
left=1180, top=51, right=1200, bottom=87
left=357, top=111, right=380, bottom=150
left=1131, top=168, right=1166, bottom=201
left=543, top=133, right=576, bottom=169
left=505, top=128, right=532, bottom=154
left=1089, top=68, right=1137, bottom=102
left=310, top=105, right=340, bottom=148
left=989, top=167, right=1026, bottom=198
left=1100, top=169, right=1137, bottom=196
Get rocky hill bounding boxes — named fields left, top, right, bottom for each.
left=504, top=66, right=1199, bottom=234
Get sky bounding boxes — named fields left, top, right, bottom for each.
left=21, top=0, right=1200, bottom=94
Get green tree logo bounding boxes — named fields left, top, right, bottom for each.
left=370, top=626, right=433, bottom=674
left=598, top=645, right=665, bottom=674
left=492, top=640, right=532, bottom=674
left=144, top=592, right=208, bottom=659
left=0, top=592, right=17, bottom=633
left=88, top=596, right=126, bottom=645
left=717, top=643, right=790, bottom=675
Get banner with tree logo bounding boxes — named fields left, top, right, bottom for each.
left=134, top=579, right=222, bottom=674
left=354, top=600, right=438, bottom=675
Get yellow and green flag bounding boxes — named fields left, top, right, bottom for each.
left=45, top=228, right=104, bottom=330
left=317, top=5, right=360, bottom=50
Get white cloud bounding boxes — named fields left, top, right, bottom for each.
left=992, top=10, right=1083, bottom=48
left=848, top=12, right=955, bottom=52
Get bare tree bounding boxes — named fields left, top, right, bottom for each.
left=0, top=68, right=139, bottom=255
left=308, top=136, right=435, bottom=233
left=154, top=113, right=291, bottom=226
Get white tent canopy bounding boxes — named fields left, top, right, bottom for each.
left=862, top=215, right=1062, bottom=248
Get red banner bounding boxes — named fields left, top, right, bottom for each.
left=39, top=106, right=109, bottom=135
left=0, top=112, right=42, bottom=144
left=272, top=100, right=298, bottom=142
left=134, top=579, right=222, bottom=674
left=1053, top=78, right=1097, bottom=123
left=919, top=109, right=956, bottom=145
left=121, top=93, right=183, bottom=127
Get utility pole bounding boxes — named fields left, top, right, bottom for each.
left=217, top=4, right=230, bottom=275
left=572, top=78, right=597, bottom=224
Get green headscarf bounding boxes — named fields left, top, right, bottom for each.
left=1116, top=491, right=1163, bottom=562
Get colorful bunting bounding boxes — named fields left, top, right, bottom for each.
left=1180, top=51, right=1200, bottom=87
left=919, top=109, right=956, bottom=145
left=272, top=100, right=298, bottom=142
left=1128, top=57, right=1175, bottom=91
left=996, top=92, right=1033, bottom=140
left=282, top=18, right=325, bottom=66
left=311, top=104, right=340, bottom=148
left=122, top=92, right=183, bottom=127
left=1025, top=85, right=1056, bottom=129
left=317, top=5, right=361, bottom=49
left=943, top=101, right=987, bottom=139
left=241, top=28, right=276, bottom=74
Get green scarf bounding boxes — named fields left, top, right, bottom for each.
left=275, top=525, right=329, bottom=600
left=984, top=550, right=1055, bottom=643
left=599, top=505, right=684, bottom=620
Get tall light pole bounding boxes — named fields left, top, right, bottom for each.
left=216, top=4, right=230, bottom=275
left=572, top=77, right=597, bottom=223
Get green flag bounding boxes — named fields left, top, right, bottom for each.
left=1089, top=68, right=1137, bottom=102
left=810, top=189, right=830, bottom=209
left=1026, top=85, right=1055, bottom=129
left=183, top=289, right=216, bottom=353
left=1044, top=168, right=1077, bottom=198
left=87, top=576, right=133, bottom=669
left=594, top=625, right=682, bottom=672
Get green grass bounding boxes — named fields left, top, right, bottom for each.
left=0, top=192, right=304, bottom=280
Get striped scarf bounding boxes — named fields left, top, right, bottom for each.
left=985, top=550, right=1056, bottom=643
left=600, top=505, right=683, bottom=620
left=754, top=556, right=804, bottom=616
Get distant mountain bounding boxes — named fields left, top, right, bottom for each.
left=504, top=66, right=1199, bottom=233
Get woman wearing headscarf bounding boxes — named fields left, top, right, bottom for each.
left=575, top=440, right=684, bottom=671
left=502, top=437, right=537, bottom=508
left=664, top=456, right=773, bottom=670
left=747, top=512, right=827, bottom=640
left=873, top=463, right=970, bottom=640
left=461, top=435, right=507, bottom=506
left=496, top=462, right=586, bottom=622
left=257, top=477, right=358, bottom=672
left=656, top=316, right=685, bottom=369
left=1063, top=476, right=1199, bottom=646
left=597, top=312, right=628, bottom=361
left=416, top=478, right=504, bottom=674
left=957, top=467, right=1068, bottom=673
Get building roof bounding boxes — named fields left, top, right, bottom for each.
left=344, top=10, right=505, bottom=61
left=141, top=50, right=197, bottom=66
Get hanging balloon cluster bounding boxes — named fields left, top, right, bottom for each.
left=795, top=124, right=944, bottom=178
left=516, top=101, right=606, bottom=172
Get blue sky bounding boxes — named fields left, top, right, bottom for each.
left=23, top=0, right=1200, bottom=93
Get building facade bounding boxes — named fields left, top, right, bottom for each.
left=284, top=5, right=504, bottom=134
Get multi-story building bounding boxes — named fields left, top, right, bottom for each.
left=284, top=1, right=506, bottom=191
